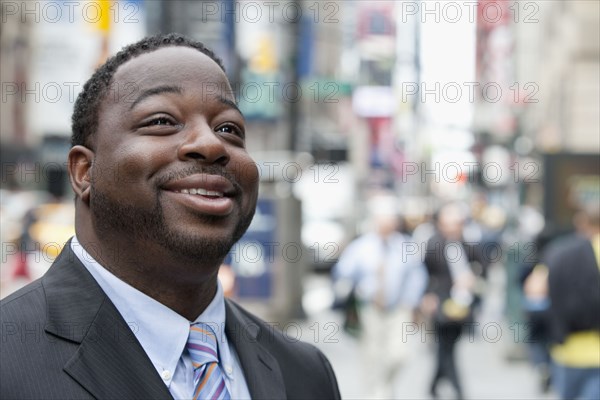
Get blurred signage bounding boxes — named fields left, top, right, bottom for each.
left=229, top=198, right=276, bottom=299
left=352, top=86, right=395, bottom=117
left=26, top=0, right=146, bottom=139
left=237, top=69, right=281, bottom=120
left=543, top=153, right=600, bottom=228
left=569, top=176, right=600, bottom=211
left=236, top=4, right=282, bottom=120
left=356, top=1, right=396, bottom=59
left=28, top=3, right=99, bottom=138
left=474, top=0, right=515, bottom=138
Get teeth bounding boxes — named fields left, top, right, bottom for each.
left=177, top=188, right=224, bottom=197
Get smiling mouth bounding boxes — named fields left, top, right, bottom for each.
left=163, top=189, right=234, bottom=216
left=160, top=173, right=238, bottom=216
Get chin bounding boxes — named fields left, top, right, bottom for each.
left=165, top=236, right=233, bottom=262
left=161, top=225, right=241, bottom=260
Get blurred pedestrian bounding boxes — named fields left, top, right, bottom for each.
left=0, top=33, right=340, bottom=399
left=519, top=225, right=559, bottom=393
left=544, top=207, right=600, bottom=400
left=13, top=207, right=36, bottom=280
left=421, top=202, right=477, bottom=400
left=334, top=198, right=427, bottom=399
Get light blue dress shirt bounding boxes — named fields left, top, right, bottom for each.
left=333, top=232, right=428, bottom=309
left=70, top=236, right=251, bottom=400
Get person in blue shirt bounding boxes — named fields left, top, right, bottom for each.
left=334, top=199, right=428, bottom=399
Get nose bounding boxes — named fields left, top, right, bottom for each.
left=177, top=121, right=229, bottom=165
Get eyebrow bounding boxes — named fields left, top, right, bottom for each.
left=128, top=85, right=183, bottom=110
left=219, top=96, right=244, bottom=118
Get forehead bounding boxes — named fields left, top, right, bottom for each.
left=110, top=46, right=232, bottom=103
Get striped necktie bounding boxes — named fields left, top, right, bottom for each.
left=187, top=323, right=231, bottom=400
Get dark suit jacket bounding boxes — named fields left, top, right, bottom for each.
left=423, top=233, right=455, bottom=300
left=423, top=233, right=484, bottom=301
left=545, top=234, right=600, bottom=344
left=0, top=244, right=341, bottom=400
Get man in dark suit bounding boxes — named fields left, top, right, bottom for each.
left=421, top=203, right=477, bottom=400
left=1, top=33, right=340, bottom=400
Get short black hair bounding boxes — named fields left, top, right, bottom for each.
left=71, top=33, right=225, bottom=147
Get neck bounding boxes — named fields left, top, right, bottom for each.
left=76, top=224, right=222, bottom=321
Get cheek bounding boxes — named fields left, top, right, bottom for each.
left=231, top=154, right=259, bottom=193
left=94, top=143, right=167, bottom=188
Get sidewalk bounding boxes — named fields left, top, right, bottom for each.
left=298, top=266, right=560, bottom=400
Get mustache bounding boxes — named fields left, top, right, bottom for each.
left=155, top=165, right=242, bottom=194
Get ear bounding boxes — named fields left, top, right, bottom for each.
left=68, top=145, right=95, bottom=204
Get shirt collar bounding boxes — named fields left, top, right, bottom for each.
left=70, top=236, right=232, bottom=383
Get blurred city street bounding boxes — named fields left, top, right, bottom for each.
left=299, top=267, right=559, bottom=400
left=1, top=0, right=599, bottom=398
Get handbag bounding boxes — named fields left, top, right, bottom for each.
left=433, top=297, right=474, bottom=330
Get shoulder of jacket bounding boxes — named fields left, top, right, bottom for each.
left=0, top=279, right=44, bottom=309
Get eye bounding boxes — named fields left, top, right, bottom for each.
left=146, top=116, right=175, bottom=126
left=137, top=115, right=180, bottom=135
left=216, top=123, right=245, bottom=139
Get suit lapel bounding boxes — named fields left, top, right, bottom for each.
left=225, top=300, right=286, bottom=400
left=43, top=242, right=173, bottom=400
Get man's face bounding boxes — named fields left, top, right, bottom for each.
left=438, top=206, right=464, bottom=241
left=88, top=46, right=258, bottom=261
